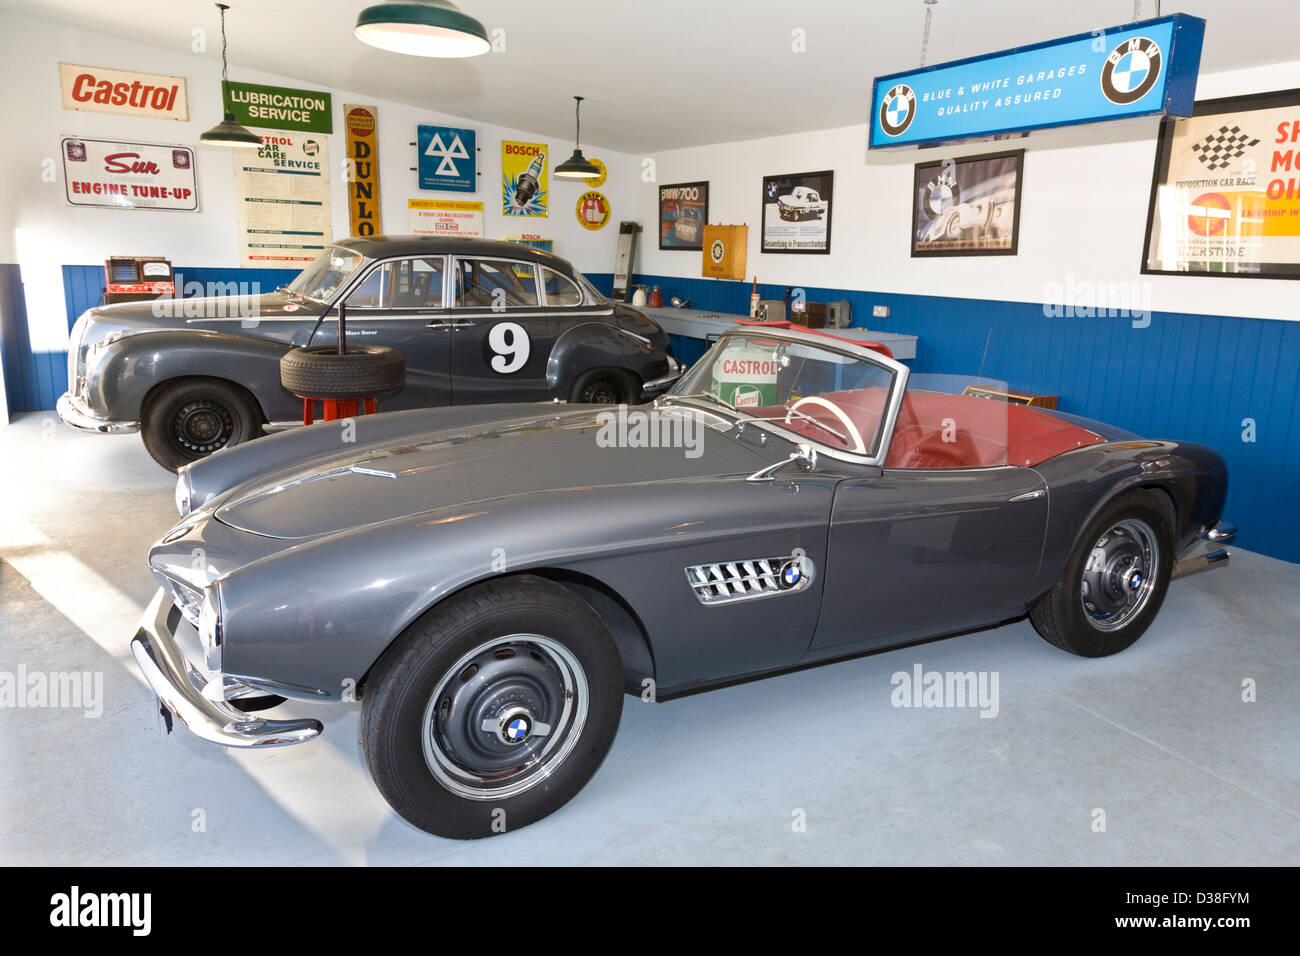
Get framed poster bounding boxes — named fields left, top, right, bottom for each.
left=61, top=137, right=197, bottom=211
left=233, top=132, right=330, bottom=267
left=1142, top=88, right=1300, bottom=279
left=911, top=149, right=1024, bottom=257
left=659, top=181, right=709, bottom=250
left=502, top=140, right=547, bottom=216
left=417, top=124, right=476, bottom=192
left=761, top=170, right=833, bottom=254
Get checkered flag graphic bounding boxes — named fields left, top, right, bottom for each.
left=1191, top=125, right=1260, bottom=171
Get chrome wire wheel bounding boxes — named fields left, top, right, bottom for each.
left=1080, top=518, right=1160, bottom=632
left=421, top=634, right=589, bottom=800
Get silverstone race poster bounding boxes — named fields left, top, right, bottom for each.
left=1144, top=89, right=1300, bottom=278
left=911, top=149, right=1023, bottom=257
left=232, top=132, right=330, bottom=267
left=761, top=170, right=833, bottom=254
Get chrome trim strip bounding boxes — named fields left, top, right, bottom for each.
left=56, top=392, right=139, bottom=434
left=130, top=588, right=322, bottom=748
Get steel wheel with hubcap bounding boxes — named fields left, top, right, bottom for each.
left=571, top=369, right=633, bottom=405
left=1080, top=518, right=1160, bottom=632
left=141, top=377, right=264, bottom=472
left=362, top=576, right=623, bottom=839
left=1030, top=489, right=1175, bottom=657
left=422, top=634, right=589, bottom=800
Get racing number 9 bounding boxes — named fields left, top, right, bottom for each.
left=488, top=321, right=530, bottom=373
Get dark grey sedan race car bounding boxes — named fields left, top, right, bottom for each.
left=58, top=237, right=680, bottom=471
left=133, top=324, right=1235, bottom=839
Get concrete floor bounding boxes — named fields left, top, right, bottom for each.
left=0, top=411, right=1297, bottom=865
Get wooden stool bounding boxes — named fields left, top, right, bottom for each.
left=297, top=395, right=379, bottom=426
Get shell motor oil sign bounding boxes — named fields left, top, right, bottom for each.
left=61, top=137, right=197, bottom=211
left=345, top=104, right=382, bottom=236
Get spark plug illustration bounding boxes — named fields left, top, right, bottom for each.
left=514, top=153, right=545, bottom=207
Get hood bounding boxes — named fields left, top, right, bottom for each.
left=213, top=407, right=769, bottom=539
left=81, top=291, right=317, bottom=339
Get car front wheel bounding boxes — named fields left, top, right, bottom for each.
left=570, top=369, right=636, bottom=404
left=361, top=576, right=623, bottom=839
left=1029, top=489, right=1175, bottom=657
left=140, top=377, right=263, bottom=472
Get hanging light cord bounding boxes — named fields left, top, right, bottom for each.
left=919, top=0, right=937, bottom=67
left=217, top=3, right=231, bottom=111
left=574, top=96, right=583, bottom=149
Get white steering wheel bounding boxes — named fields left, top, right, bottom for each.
left=785, top=397, right=866, bottom=454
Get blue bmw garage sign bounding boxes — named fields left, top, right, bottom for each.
left=869, top=14, right=1205, bottom=149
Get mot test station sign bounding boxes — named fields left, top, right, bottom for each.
left=61, top=137, right=197, bottom=211
left=869, top=14, right=1205, bottom=149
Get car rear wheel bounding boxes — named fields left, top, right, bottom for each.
left=140, top=377, right=263, bottom=472
left=361, top=576, right=623, bottom=839
left=1029, top=489, right=1175, bottom=657
left=570, top=369, right=636, bottom=405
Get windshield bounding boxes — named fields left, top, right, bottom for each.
left=286, top=247, right=365, bottom=302
left=668, top=330, right=899, bottom=456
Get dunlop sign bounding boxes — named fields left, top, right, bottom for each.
left=344, top=104, right=382, bottom=236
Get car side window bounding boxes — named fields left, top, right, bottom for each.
left=456, top=259, right=538, bottom=309
left=541, top=267, right=583, bottom=307
left=348, top=257, right=445, bottom=310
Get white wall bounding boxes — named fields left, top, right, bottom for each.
left=632, top=60, right=1300, bottom=323
left=0, top=9, right=639, bottom=353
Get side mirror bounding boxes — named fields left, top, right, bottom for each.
left=747, top=443, right=817, bottom=482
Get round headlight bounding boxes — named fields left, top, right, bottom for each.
left=199, top=584, right=223, bottom=673
left=175, top=469, right=193, bottom=517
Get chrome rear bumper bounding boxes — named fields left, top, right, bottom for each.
left=642, top=355, right=684, bottom=396
left=130, top=588, right=322, bottom=747
left=1172, top=520, right=1236, bottom=580
left=56, top=392, right=139, bottom=434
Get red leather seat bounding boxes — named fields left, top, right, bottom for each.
left=745, top=389, right=1103, bottom=467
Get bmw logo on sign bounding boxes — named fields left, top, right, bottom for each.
left=1101, top=37, right=1163, bottom=106
left=879, top=84, right=916, bottom=137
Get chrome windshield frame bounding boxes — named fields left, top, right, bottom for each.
left=666, top=326, right=910, bottom=468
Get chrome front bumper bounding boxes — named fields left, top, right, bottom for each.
left=1172, top=520, right=1236, bottom=580
left=130, top=588, right=322, bottom=747
left=642, top=355, right=684, bottom=396
left=56, top=392, right=139, bottom=434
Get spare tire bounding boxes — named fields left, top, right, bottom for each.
left=280, top=345, right=406, bottom=400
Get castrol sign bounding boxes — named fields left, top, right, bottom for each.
left=58, top=63, right=188, bottom=121
left=711, top=341, right=781, bottom=408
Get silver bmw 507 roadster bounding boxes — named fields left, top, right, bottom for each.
left=133, top=323, right=1235, bottom=838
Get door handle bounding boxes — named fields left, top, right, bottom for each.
left=425, top=320, right=455, bottom=330
left=447, top=320, right=476, bottom=329
left=1008, top=488, right=1046, bottom=502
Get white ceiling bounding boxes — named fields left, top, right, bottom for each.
left=3, top=0, right=1298, bottom=153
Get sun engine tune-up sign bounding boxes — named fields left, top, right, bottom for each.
left=58, top=63, right=188, bottom=121
left=868, top=14, right=1204, bottom=149
left=345, top=104, right=382, bottom=236
left=503, top=140, right=548, bottom=217
left=62, top=137, right=197, bottom=211
left=418, top=124, right=477, bottom=193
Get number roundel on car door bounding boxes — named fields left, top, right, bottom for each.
left=485, top=321, right=531, bottom=374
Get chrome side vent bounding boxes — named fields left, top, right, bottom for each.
left=685, top=554, right=814, bottom=606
